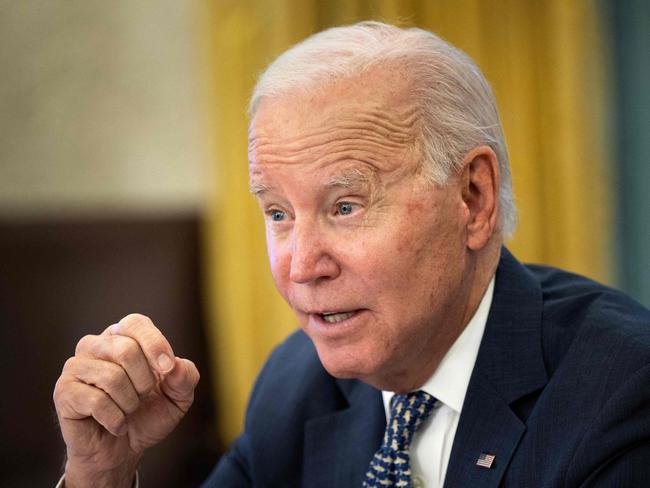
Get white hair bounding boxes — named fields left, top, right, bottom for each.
left=250, top=21, right=517, bottom=237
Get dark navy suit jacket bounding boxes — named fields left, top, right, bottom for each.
left=204, top=249, right=650, bottom=487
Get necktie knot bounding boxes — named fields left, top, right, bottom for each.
left=363, top=390, right=437, bottom=487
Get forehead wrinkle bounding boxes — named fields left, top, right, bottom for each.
left=339, top=107, right=420, bottom=143
left=248, top=105, right=420, bottom=157
left=251, top=141, right=409, bottom=172
left=249, top=124, right=412, bottom=162
left=250, top=125, right=417, bottom=170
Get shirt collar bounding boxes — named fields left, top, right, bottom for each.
left=382, top=277, right=495, bottom=415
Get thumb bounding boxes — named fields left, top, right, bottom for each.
left=161, top=357, right=200, bottom=412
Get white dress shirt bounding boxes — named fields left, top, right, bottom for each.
left=381, top=277, right=495, bottom=488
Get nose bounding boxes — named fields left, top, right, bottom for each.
left=289, top=218, right=340, bottom=284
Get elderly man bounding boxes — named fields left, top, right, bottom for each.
left=54, top=22, right=650, bottom=488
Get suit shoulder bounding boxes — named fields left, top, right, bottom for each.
left=246, top=329, right=344, bottom=420
left=526, top=263, right=650, bottom=372
left=256, top=329, right=322, bottom=382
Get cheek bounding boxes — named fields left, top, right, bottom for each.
left=376, top=207, right=459, bottom=301
left=358, top=232, right=424, bottom=301
left=266, top=236, right=291, bottom=290
left=393, top=207, right=436, bottom=264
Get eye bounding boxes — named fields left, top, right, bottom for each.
left=268, top=209, right=286, bottom=222
left=335, top=201, right=356, bottom=216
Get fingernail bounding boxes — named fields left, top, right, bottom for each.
left=110, top=323, right=120, bottom=335
left=157, top=353, right=173, bottom=372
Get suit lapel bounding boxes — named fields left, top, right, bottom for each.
left=303, top=379, right=384, bottom=488
left=444, top=248, right=549, bottom=487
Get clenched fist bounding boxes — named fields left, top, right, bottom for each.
left=53, top=314, right=200, bottom=488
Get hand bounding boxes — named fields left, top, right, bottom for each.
left=53, top=314, right=200, bottom=488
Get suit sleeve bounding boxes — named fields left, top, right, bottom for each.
left=201, top=436, right=253, bottom=488
left=566, top=362, right=650, bottom=487
left=199, top=334, right=296, bottom=488
left=199, top=336, right=285, bottom=488
left=581, top=441, right=650, bottom=487
left=199, top=331, right=325, bottom=487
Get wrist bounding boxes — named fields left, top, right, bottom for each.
left=64, top=456, right=140, bottom=488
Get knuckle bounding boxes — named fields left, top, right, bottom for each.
left=53, top=383, right=73, bottom=410
left=87, top=390, right=107, bottom=412
left=75, top=334, right=97, bottom=355
left=137, top=374, right=156, bottom=395
left=53, top=370, right=75, bottom=406
left=121, top=313, right=153, bottom=332
left=104, top=365, right=125, bottom=390
left=62, top=356, right=77, bottom=372
left=52, top=378, right=64, bottom=404
left=113, top=339, right=138, bottom=366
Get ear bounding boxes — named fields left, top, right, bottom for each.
left=459, top=146, right=500, bottom=250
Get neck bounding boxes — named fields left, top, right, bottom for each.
left=459, top=240, right=501, bottom=330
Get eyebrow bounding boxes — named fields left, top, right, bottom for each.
left=249, top=181, right=270, bottom=196
left=249, top=167, right=374, bottom=196
left=324, top=168, right=373, bottom=189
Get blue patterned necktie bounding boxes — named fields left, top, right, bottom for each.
left=363, top=391, right=437, bottom=487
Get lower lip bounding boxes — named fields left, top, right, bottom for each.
left=308, top=309, right=367, bottom=337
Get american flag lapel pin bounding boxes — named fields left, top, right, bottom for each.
left=476, top=452, right=496, bottom=469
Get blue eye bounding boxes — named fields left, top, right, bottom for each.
left=270, top=210, right=285, bottom=221
left=336, top=202, right=355, bottom=215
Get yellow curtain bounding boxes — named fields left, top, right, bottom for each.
left=201, top=0, right=613, bottom=445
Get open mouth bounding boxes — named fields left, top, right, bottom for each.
left=319, top=311, right=357, bottom=323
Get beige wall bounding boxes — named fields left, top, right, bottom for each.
left=0, top=0, right=210, bottom=217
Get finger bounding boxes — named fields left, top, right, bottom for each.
left=57, top=380, right=128, bottom=437
left=75, top=334, right=156, bottom=396
left=63, top=357, right=140, bottom=415
left=108, top=314, right=175, bottom=375
left=160, top=357, right=200, bottom=412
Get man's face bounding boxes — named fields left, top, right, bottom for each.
left=248, top=70, right=475, bottom=391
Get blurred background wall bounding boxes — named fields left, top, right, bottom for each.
left=0, top=1, right=648, bottom=486
left=0, top=1, right=220, bottom=486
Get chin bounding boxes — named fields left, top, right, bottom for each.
left=313, top=342, right=383, bottom=382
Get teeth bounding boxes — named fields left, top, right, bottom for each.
left=321, top=311, right=355, bottom=323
